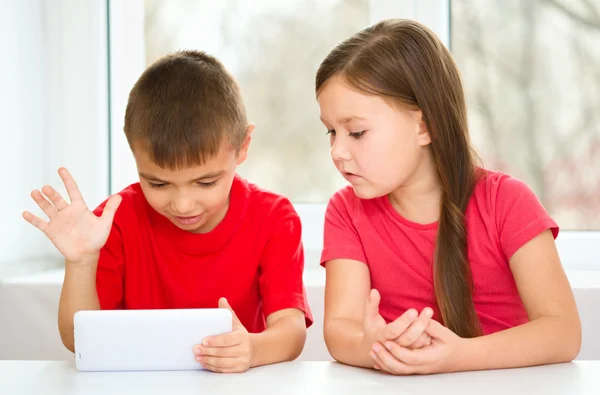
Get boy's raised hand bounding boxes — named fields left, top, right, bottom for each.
left=194, top=298, right=254, bottom=373
left=22, top=167, right=122, bottom=264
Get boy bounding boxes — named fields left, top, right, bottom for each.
left=23, top=50, right=312, bottom=373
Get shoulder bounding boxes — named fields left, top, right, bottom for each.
left=473, top=169, right=540, bottom=211
left=241, top=177, right=300, bottom=224
left=326, top=185, right=360, bottom=216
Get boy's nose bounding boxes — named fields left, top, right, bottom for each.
left=171, top=197, right=196, bottom=215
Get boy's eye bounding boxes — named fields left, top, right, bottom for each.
left=149, top=183, right=167, bottom=189
left=198, top=181, right=217, bottom=188
left=326, top=129, right=336, bottom=136
left=349, top=130, right=366, bottom=139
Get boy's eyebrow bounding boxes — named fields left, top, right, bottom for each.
left=139, top=170, right=226, bottom=183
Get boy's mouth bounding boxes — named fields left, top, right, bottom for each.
left=173, top=214, right=203, bottom=226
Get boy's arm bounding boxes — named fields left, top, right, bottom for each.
left=21, top=168, right=123, bottom=353
left=251, top=206, right=312, bottom=364
left=58, top=257, right=101, bottom=353
left=249, top=308, right=306, bottom=367
left=195, top=299, right=306, bottom=373
left=195, top=204, right=311, bottom=373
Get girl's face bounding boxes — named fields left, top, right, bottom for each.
left=317, top=76, right=433, bottom=199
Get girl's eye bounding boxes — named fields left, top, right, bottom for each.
left=349, top=130, right=366, bottom=139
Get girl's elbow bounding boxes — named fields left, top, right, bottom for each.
left=559, top=317, right=582, bottom=362
left=323, top=327, right=349, bottom=364
left=563, top=329, right=582, bottom=362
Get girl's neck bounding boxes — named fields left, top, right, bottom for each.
left=388, top=149, right=442, bottom=225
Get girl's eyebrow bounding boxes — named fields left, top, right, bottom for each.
left=320, top=115, right=368, bottom=124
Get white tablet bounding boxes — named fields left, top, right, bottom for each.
left=73, top=308, right=232, bottom=372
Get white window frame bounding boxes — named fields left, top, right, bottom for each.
left=108, top=0, right=600, bottom=274
left=1, top=0, right=109, bottom=277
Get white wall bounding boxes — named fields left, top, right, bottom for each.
left=0, top=270, right=598, bottom=361
left=1, top=0, right=109, bottom=275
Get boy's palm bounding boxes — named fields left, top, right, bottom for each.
left=22, top=168, right=122, bottom=263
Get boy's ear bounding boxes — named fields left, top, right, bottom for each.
left=236, top=123, right=255, bottom=165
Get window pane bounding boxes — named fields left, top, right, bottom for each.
left=143, top=0, right=370, bottom=202
left=452, top=0, right=600, bottom=229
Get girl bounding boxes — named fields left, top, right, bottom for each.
left=316, top=19, right=581, bottom=375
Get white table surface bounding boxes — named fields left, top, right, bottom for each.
left=1, top=360, right=599, bottom=395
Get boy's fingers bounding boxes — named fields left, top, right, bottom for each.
left=100, top=195, right=122, bottom=225
left=58, top=167, right=84, bottom=202
left=197, top=355, right=239, bottom=370
left=203, top=331, right=243, bottom=348
left=22, top=211, right=48, bottom=233
left=218, top=297, right=244, bottom=329
left=202, top=364, right=236, bottom=374
left=41, top=185, right=68, bottom=211
left=194, top=345, right=239, bottom=358
left=31, top=190, right=56, bottom=219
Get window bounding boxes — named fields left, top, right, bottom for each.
left=2, top=1, right=108, bottom=276
left=108, top=0, right=600, bottom=272
left=451, top=0, right=600, bottom=230
left=112, top=0, right=377, bottom=202
left=6, top=0, right=596, bottom=276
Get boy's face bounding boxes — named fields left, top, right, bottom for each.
left=132, top=128, right=252, bottom=233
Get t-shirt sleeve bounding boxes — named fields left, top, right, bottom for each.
left=494, top=175, right=559, bottom=260
left=93, top=201, right=125, bottom=310
left=258, top=202, right=313, bottom=328
left=320, top=189, right=367, bottom=266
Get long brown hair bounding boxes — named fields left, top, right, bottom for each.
left=316, top=19, right=482, bottom=338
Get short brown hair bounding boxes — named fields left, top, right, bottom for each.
left=124, top=50, right=248, bottom=169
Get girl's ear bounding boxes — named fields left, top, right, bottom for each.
left=416, top=110, right=431, bottom=146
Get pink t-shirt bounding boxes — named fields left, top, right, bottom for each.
left=320, top=170, right=559, bottom=335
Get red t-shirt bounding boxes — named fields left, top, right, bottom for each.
left=321, top=170, right=558, bottom=335
left=93, top=175, right=313, bottom=333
